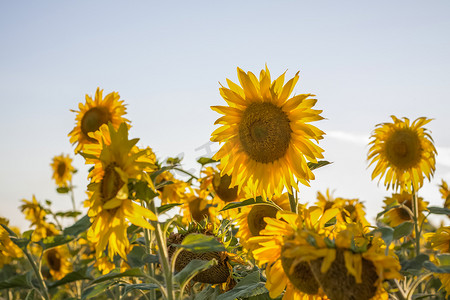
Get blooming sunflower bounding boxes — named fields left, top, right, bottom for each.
left=440, top=180, right=450, bottom=209
left=50, top=154, right=75, bottom=187
left=180, top=188, right=217, bottom=224
left=155, top=170, right=189, bottom=205
left=236, top=193, right=290, bottom=251
left=211, top=66, right=325, bottom=198
left=69, top=88, right=130, bottom=153
left=316, top=189, right=370, bottom=228
left=382, top=192, right=428, bottom=228
left=20, top=196, right=59, bottom=242
left=0, top=217, right=23, bottom=267
left=427, top=226, right=450, bottom=253
left=43, top=245, right=72, bottom=280
left=83, top=122, right=157, bottom=259
left=367, top=116, right=436, bottom=192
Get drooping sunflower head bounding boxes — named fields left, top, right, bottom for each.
left=211, top=66, right=325, bottom=197
left=0, top=217, right=23, bottom=267
left=83, top=123, right=157, bottom=259
left=236, top=193, right=290, bottom=251
left=43, top=246, right=72, bottom=280
left=382, top=192, right=428, bottom=228
left=69, top=88, right=130, bottom=153
left=368, top=116, right=436, bottom=192
left=50, top=154, right=75, bottom=187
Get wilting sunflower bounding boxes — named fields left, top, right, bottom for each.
left=43, top=245, right=72, bottom=280
left=0, top=217, right=23, bottom=267
left=211, top=66, right=325, bottom=198
left=368, top=116, right=436, bottom=192
left=69, top=88, right=130, bottom=153
left=236, top=193, right=290, bottom=251
left=50, top=154, right=75, bottom=187
left=83, top=123, right=157, bottom=259
left=20, top=196, right=59, bottom=242
left=439, top=180, right=450, bottom=209
left=382, top=192, right=428, bottom=228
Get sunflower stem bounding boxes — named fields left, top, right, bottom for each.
left=412, top=188, right=420, bottom=258
left=69, top=181, right=78, bottom=221
left=149, top=200, right=175, bottom=300
left=288, top=188, right=298, bottom=214
left=24, top=248, right=50, bottom=300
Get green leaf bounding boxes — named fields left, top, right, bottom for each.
left=126, top=246, right=147, bottom=268
left=132, top=180, right=159, bottom=201
left=55, top=211, right=82, bottom=218
left=307, top=160, right=332, bottom=171
left=423, top=261, right=450, bottom=273
left=41, top=235, right=73, bottom=250
left=221, top=196, right=273, bottom=212
left=393, top=222, right=414, bottom=240
left=157, top=203, right=181, bottom=214
left=174, top=259, right=217, bottom=287
left=88, top=268, right=147, bottom=286
left=48, top=267, right=93, bottom=289
left=0, top=272, right=33, bottom=290
left=197, top=157, right=218, bottom=166
left=120, top=283, right=159, bottom=295
left=81, top=281, right=113, bottom=300
left=142, top=254, right=159, bottom=264
left=45, top=200, right=52, bottom=206
left=56, top=187, right=70, bottom=194
left=370, top=226, right=394, bottom=248
left=63, top=214, right=91, bottom=237
left=401, top=254, right=429, bottom=275
left=324, top=216, right=337, bottom=227
left=217, top=271, right=267, bottom=300
left=437, top=254, right=450, bottom=266
left=149, top=166, right=174, bottom=182
left=155, top=180, right=174, bottom=190
left=177, top=233, right=226, bottom=253
left=427, top=206, right=450, bottom=215
left=194, top=285, right=221, bottom=300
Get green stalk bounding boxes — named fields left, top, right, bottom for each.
left=412, top=188, right=420, bottom=257
left=148, top=200, right=175, bottom=300
left=288, top=187, right=298, bottom=214
left=24, top=250, right=50, bottom=300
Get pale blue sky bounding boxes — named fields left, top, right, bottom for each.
left=1, top=1, right=449, bottom=229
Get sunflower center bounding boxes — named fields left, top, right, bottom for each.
left=397, top=199, right=413, bottom=221
left=247, top=205, right=278, bottom=236
left=47, top=249, right=61, bottom=271
left=239, top=102, right=291, bottom=163
left=280, top=248, right=320, bottom=295
left=57, top=162, right=66, bottom=178
left=385, top=129, right=422, bottom=169
left=212, top=174, right=238, bottom=203
left=81, top=107, right=111, bottom=141
left=189, top=198, right=210, bottom=222
left=100, top=164, right=124, bottom=202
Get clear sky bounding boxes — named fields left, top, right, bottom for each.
left=1, top=1, right=449, bottom=229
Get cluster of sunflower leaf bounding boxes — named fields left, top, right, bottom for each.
left=1, top=67, right=450, bottom=300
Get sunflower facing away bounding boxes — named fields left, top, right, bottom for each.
left=50, top=154, right=75, bottom=187
left=382, top=192, right=428, bottom=228
left=367, top=116, right=436, bottom=192
left=83, top=122, right=157, bottom=259
left=69, top=88, right=130, bottom=153
left=211, top=66, right=325, bottom=198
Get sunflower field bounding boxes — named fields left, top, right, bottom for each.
left=2, top=66, right=450, bottom=300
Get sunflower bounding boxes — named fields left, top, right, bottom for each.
left=0, top=217, right=23, bottom=267
left=439, top=180, right=450, bottom=209
left=69, top=88, right=130, bottom=153
left=253, top=211, right=401, bottom=300
left=155, top=170, right=189, bottom=205
left=83, top=122, right=157, bottom=259
left=382, top=192, right=428, bottom=227
left=199, top=166, right=245, bottom=219
left=367, top=116, right=436, bottom=192
left=180, top=188, right=217, bottom=224
left=236, top=193, right=290, bottom=251
left=427, top=226, right=450, bottom=253
left=43, top=245, right=72, bottom=280
left=20, top=196, right=59, bottom=242
left=211, top=66, right=325, bottom=198
left=316, top=189, right=370, bottom=228
left=50, top=154, right=75, bottom=187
